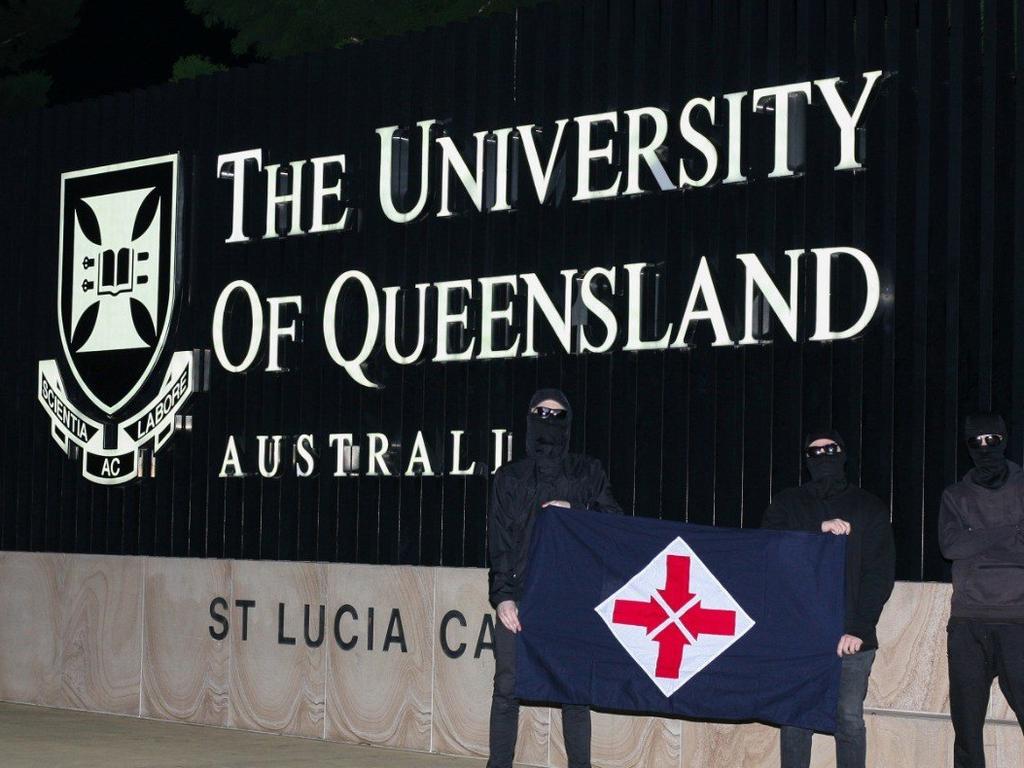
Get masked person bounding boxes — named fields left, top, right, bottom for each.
left=940, top=414, right=1024, bottom=768
left=761, top=430, right=895, bottom=768
left=486, top=388, right=621, bottom=768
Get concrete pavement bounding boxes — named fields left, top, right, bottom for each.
left=0, top=702, right=495, bottom=768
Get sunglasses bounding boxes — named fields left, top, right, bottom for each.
left=805, top=443, right=843, bottom=458
left=531, top=406, right=567, bottom=420
left=968, top=433, right=1004, bottom=448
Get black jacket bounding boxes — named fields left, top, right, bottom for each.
left=487, top=454, right=621, bottom=606
left=761, top=484, right=895, bottom=650
left=939, top=461, right=1024, bottom=620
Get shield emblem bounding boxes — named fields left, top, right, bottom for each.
left=57, top=155, right=179, bottom=415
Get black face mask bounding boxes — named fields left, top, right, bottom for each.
left=803, top=430, right=849, bottom=498
left=968, top=443, right=1008, bottom=489
left=806, top=453, right=846, bottom=482
left=526, top=388, right=572, bottom=467
left=965, top=413, right=1010, bottom=490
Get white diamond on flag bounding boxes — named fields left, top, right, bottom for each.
left=594, top=537, right=756, bottom=697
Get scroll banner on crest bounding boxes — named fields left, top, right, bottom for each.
left=38, top=350, right=195, bottom=484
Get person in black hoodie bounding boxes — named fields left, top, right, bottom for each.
left=761, top=430, right=895, bottom=768
left=486, top=388, right=621, bottom=768
left=940, top=413, right=1024, bottom=768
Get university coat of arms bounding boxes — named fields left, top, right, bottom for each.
left=38, top=154, right=196, bottom=484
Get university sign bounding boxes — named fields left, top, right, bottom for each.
left=37, top=71, right=886, bottom=485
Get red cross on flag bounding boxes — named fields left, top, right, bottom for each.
left=595, top=537, right=756, bottom=696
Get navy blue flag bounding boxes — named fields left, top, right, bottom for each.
left=514, top=506, right=846, bottom=733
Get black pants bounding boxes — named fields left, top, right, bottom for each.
left=488, top=617, right=591, bottom=768
left=947, top=620, right=1024, bottom=768
left=779, top=649, right=875, bottom=768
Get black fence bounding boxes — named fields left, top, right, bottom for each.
left=1, top=0, right=1022, bottom=582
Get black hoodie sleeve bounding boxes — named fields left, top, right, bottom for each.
left=760, top=499, right=789, bottom=530
left=760, top=491, right=819, bottom=533
left=938, top=488, right=1020, bottom=560
left=588, top=461, right=623, bottom=514
left=487, top=468, right=517, bottom=606
left=848, top=504, right=896, bottom=639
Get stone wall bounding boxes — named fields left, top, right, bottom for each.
left=1, top=551, right=1020, bottom=766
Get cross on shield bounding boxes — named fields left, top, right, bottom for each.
left=57, top=155, right=179, bottom=415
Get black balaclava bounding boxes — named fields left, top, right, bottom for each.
left=526, top=388, right=572, bottom=470
left=804, top=429, right=849, bottom=498
left=964, top=413, right=1009, bottom=490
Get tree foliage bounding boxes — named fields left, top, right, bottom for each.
left=1, top=0, right=545, bottom=116
left=0, top=0, right=82, bottom=115
left=171, top=53, right=228, bottom=82
left=0, top=70, right=51, bottom=114
left=183, top=0, right=544, bottom=59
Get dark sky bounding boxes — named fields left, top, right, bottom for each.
left=40, top=0, right=247, bottom=106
